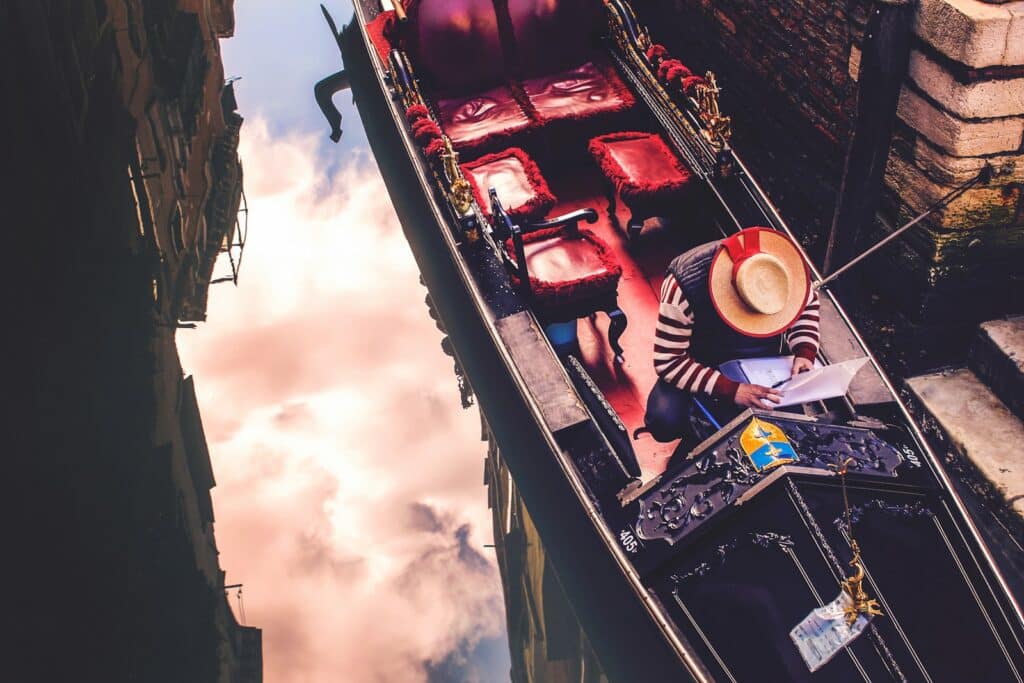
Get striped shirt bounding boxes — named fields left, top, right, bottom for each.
left=654, top=274, right=821, bottom=398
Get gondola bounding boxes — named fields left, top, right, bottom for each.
left=315, top=1, right=1024, bottom=680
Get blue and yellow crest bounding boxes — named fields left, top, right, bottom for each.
left=739, top=417, right=798, bottom=472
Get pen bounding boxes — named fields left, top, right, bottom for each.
left=771, top=366, right=813, bottom=389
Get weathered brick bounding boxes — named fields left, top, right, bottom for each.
left=908, top=50, right=1024, bottom=118
left=915, top=0, right=1019, bottom=68
left=897, top=87, right=1024, bottom=155
left=1009, top=4, right=1024, bottom=64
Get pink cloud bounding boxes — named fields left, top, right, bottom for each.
left=178, top=119, right=506, bottom=682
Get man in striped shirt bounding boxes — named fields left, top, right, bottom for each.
left=644, top=228, right=820, bottom=443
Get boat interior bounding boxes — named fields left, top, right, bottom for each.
left=337, top=1, right=1024, bottom=680
left=365, top=0, right=878, bottom=481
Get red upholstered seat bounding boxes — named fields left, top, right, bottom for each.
left=588, top=131, right=696, bottom=240
left=524, top=61, right=635, bottom=123
left=507, top=227, right=622, bottom=318
left=436, top=87, right=533, bottom=151
left=402, top=0, right=634, bottom=150
left=463, top=148, right=556, bottom=222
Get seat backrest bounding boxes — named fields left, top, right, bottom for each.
left=406, top=0, right=606, bottom=94
left=507, top=0, right=606, bottom=79
left=406, top=0, right=506, bottom=94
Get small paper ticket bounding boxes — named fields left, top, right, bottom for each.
left=790, top=591, right=871, bottom=672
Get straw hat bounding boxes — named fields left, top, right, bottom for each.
left=708, top=227, right=810, bottom=338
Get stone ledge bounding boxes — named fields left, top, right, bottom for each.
left=971, top=316, right=1024, bottom=419
left=906, top=368, right=1024, bottom=519
left=897, top=87, right=1024, bottom=156
left=909, top=49, right=1024, bottom=118
left=915, top=0, right=1024, bottom=68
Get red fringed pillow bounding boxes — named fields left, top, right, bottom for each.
left=462, top=148, right=556, bottom=222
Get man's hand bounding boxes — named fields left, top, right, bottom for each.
left=792, top=356, right=814, bottom=376
left=734, top=383, right=783, bottom=410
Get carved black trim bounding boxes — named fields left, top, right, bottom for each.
left=669, top=531, right=796, bottom=585
left=833, top=499, right=934, bottom=537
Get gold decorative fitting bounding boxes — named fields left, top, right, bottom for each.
left=695, top=71, right=732, bottom=148
left=841, top=543, right=884, bottom=625
left=440, top=137, right=474, bottom=215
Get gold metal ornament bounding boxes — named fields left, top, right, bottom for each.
left=695, top=71, right=732, bottom=148
left=440, top=137, right=474, bottom=215
left=841, top=542, right=884, bottom=625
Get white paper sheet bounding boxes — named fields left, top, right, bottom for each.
left=772, top=357, right=870, bottom=407
left=725, top=355, right=823, bottom=388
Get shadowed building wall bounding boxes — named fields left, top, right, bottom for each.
left=2, top=1, right=258, bottom=681
left=485, top=433, right=608, bottom=683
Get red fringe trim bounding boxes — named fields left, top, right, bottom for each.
left=646, top=43, right=669, bottom=65
left=596, top=60, right=637, bottom=116
left=412, top=118, right=442, bottom=144
left=506, top=227, right=622, bottom=316
left=463, top=147, right=556, bottom=221
left=405, top=104, right=430, bottom=122
left=659, top=59, right=692, bottom=84
left=588, top=131, right=695, bottom=204
left=447, top=119, right=537, bottom=155
left=682, top=74, right=707, bottom=96
left=423, top=137, right=446, bottom=157
left=648, top=48, right=707, bottom=97
left=365, top=12, right=396, bottom=64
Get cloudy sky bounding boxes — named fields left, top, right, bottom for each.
left=177, top=4, right=511, bottom=681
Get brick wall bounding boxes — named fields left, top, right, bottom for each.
left=639, top=0, right=873, bottom=255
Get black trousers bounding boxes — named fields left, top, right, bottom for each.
left=644, top=379, right=737, bottom=443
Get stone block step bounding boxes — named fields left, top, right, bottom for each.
left=970, top=315, right=1024, bottom=421
left=906, top=368, right=1024, bottom=520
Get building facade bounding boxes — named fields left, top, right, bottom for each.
left=485, top=431, right=608, bottom=683
left=4, top=1, right=257, bottom=680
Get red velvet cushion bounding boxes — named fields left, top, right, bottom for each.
left=463, top=148, right=556, bottom=221
left=523, top=61, right=635, bottom=123
left=588, top=131, right=695, bottom=203
left=507, top=0, right=606, bottom=78
left=406, top=0, right=505, bottom=94
left=507, top=227, right=622, bottom=316
left=436, top=86, right=533, bottom=149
